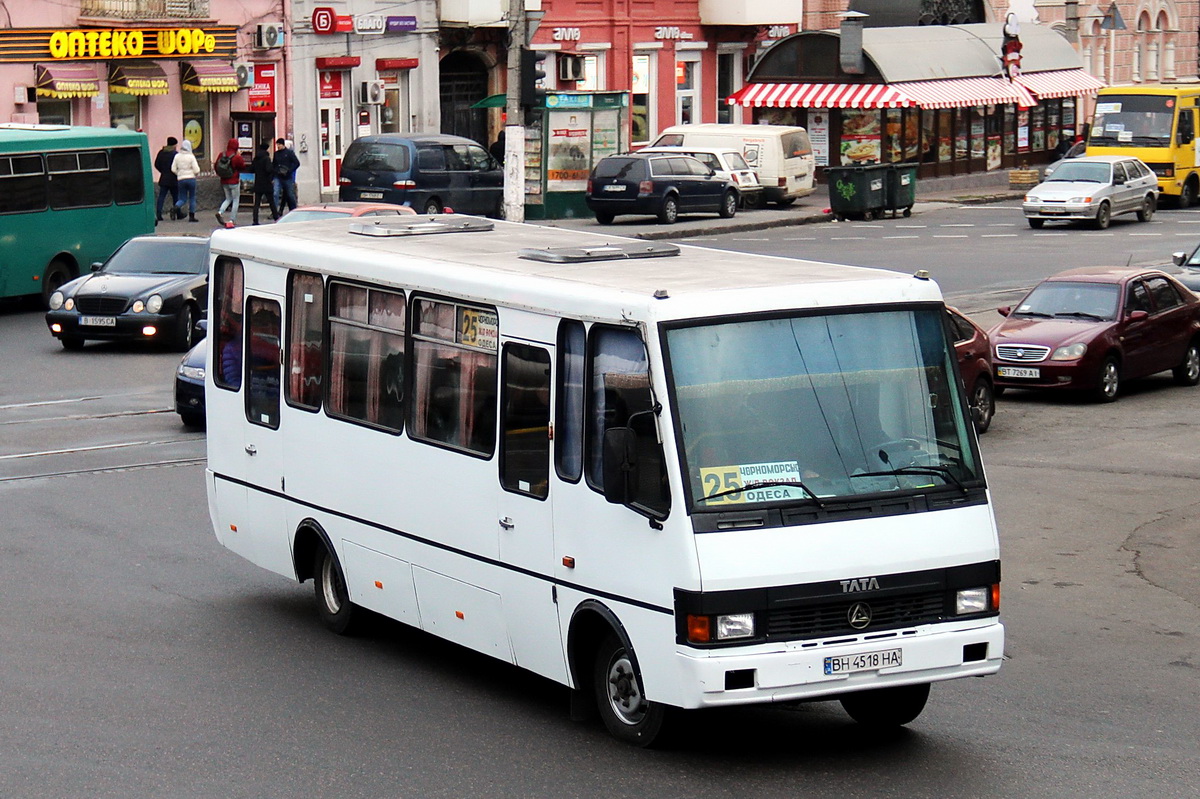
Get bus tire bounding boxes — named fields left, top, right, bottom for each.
left=1180, top=179, right=1197, bottom=208
left=839, top=682, right=930, bottom=729
left=593, top=633, right=668, bottom=747
left=314, top=543, right=363, bottom=636
left=42, top=259, right=73, bottom=309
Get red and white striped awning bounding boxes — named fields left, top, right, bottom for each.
left=1016, top=69, right=1107, bottom=99
left=890, top=76, right=1037, bottom=109
left=727, top=82, right=915, bottom=109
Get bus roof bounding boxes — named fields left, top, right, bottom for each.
left=1098, top=84, right=1200, bottom=97
left=210, top=216, right=942, bottom=322
left=0, top=124, right=148, bottom=154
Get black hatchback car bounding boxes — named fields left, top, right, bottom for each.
left=585, top=152, right=738, bottom=224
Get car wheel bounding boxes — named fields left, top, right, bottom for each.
left=179, top=411, right=205, bottom=429
left=1137, top=194, right=1156, bottom=222
left=172, top=305, right=196, bottom=352
left=422, top=198, right=442, bottom=215
left=41, top=259, right=73, bottom=309
left=840, top=683, right=930, bottom=729
left=1173, top=340, right=1200, bottom=386
left=718, top=190, right=738, bottom=219
left=971, top=377, right=995, bottom=434
left=1095, top=356, right=1121, bottom=403
left=1179, top=180, right=1197, bottom=208
left=744, top=192, right=764, bottom=209
left=60, top=336, right=85, bottom=351
left=657, top=195, right=679, bottom=225
left=1092, top=202, right=1111, bottom=230
left=1028, top=218, right=1045, bottom=229
left=863, top=209, right=875, bottom=221
left=314, top=543, right=363, bottom=636
left=775, top=197, right=797, bottom=207
left=595, top=211, right=615, bottom=225
left=592, top=633, right=668, bottom=747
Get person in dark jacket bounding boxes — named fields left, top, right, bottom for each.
left=271, top=138, right=301, bottom=213
left=249, top=140, right=280, bottom=224
left=154, top=137, right=179, bottom=222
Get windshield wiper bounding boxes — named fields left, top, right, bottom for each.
left=851, top=466, right=967, bottom=494
left=1016, top=310, right=1054, bottom=318
left=1054, top=311, right=1106, bottom=321
left=698, top=480, right=825, bottom=509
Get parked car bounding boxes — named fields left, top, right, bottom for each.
left=947, top=307, right=995, bottom=433
left=989, top=266, right=1200, bottom=402
left=175, top=336, right=206, bottom=428
left=277, top=202, right=417, bottom=223
left=1169, top=244, right=1200, bottom=293
left=1023, top=155, right=1158, bottom=230
left=585, top=152, right=738, bottom=225
left=638, top=145, right=763, bottom=207
left=1042, top=140, right=1087, bottom=180
left=45, top=235, right=209, bottom=352
left=337, top=133, right=502, bottom=217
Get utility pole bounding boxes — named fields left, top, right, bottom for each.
left=503, top=0, right=526, bottom=223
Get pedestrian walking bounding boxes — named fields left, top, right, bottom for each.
left=172, top=139, right=201, bottom=222
left=272, top=137, right=300, bottom=214
left=250, top=140, right=279, bottom=224
left=214, top=138, right=246, bottom=228
left=154, top=136, right=179, bottom=222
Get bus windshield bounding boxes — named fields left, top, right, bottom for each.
left=1089, top=95, right=1176, bottom=148
left=666, top=308, right=983, bottom=510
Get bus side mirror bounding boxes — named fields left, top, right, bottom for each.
left=1180, top=130, right=1194, bottom=145
left=602, top=427, right=638, bottom=505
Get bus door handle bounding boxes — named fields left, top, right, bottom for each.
left=245, top=444, right=257, bottom=456
left=499, top=516, right=514, bottom=530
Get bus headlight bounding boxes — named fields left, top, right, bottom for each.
left=956, top=587, right=990, bottom=615
left=49, top=291, right=64, bottom=310
left=146, top=294, right=163, bottom=314
left=716, top=613, right=756, bottom=640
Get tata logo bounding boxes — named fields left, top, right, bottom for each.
left=847, top=602, right=873, bottom=629
left=840, top=577, right=880, bottom=592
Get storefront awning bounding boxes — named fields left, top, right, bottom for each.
left=35, top=63, right=101, bottom=99
left=471, top=93, right=507, bottom=109
left=727, top=83, right=914, bottom=109
left=890, top=76, right=1037, bottom=109
left=1016, top=69, right=1107, bottom=99
left=181, top=61, right=240, bottom=93
left=108, top=62, right=169, bottom=97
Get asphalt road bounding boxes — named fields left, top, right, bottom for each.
left=1, top=213, right=1198, bottom=797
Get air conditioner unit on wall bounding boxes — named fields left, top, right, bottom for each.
left=255, top=23, right=284, bottom=50
left=234, top=62, right=255, bottom=89
left=558, top=54, right=585, bottom=82
left=360, top=80, right=386, bottom=105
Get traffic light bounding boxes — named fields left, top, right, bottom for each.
left=519, top=47, right=547, bottom=110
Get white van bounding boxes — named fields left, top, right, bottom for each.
left=652, top=123, right=816, bottom=206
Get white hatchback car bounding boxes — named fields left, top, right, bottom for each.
left=638, top=145, right=764, bottom=207
left=1023, top=155, right=1158, bottom=230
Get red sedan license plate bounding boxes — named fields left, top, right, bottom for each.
left=998, top=366, right=1040, bottom=379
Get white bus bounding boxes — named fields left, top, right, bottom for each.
left=205, top=215, right=1003, bottom=746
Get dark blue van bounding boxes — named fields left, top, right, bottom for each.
left=338, top=133, right=504, bottom=217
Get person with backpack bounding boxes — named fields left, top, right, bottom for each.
left=154, top=136, right=179, bottom=223
left=214, top=138, right=246, bottom=228
left=249, top=140, right=279, bottom=224
left=272, top=137, right=301, bottom=214
left=171, top=140, right=201, bottom=222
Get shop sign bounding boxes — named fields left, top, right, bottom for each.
left=552, top=28, right=581, bottom=41
left=320, top=71, right=343, bottom=99
left=808, top=111, right=830, bottom=167
left=546, top=93, right=592, bottom=109
left=312, top=7, right=354, bottom=35
left=386, top=17, right=418, bottom=33
left=763, top=25, right=792, bottom=39
left=654, top=27, right=693, bottom=40
left=0, top=26, right=237, bottom=62
left=354, top=15, right=386, bottom=35
left=248, top=63, right=276, bottom=113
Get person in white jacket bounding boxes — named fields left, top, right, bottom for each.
left=172, top=139, right=202, bottom=222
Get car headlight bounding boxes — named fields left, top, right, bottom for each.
left=49, top=291, right=64, bottom=310
left=132, top=300, right=145, bottom=313
left=64, top=297, right=74, bottom=311
left=956, top=587, right=991, bottom=615
left=1051, top=342, right=1088, bottom=360
left=1068, top=196, right=1093, bottom=204
left=178, top=364, right=205, bottom=380
left=146, top=294, right=163, bottom=314
left=1024, top=195, right=1038, bottom=203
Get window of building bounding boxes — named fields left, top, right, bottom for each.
left=676, top=56, right=699, bottom=126
left=287, top=272, right=325, bottom=411
left=500, top=343, right=551, bottom=499
left=182, top=91, right=209, bottom=167
left=327, top=282, right=406, bottom=432
left=37, top=99, right=71, bottom=125
left=246, top=297, right=282, bottom=429
left=632, top=54, right=654, bottom=145
left=213, top=257, right=245, bottom=391
left=109, top=92, right=140, bottom=132
left=576, top=53, right=603, bottom=92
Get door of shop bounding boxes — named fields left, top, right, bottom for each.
left=318, top=71, right=348, bottom=197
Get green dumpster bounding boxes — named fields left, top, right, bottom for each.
left=885, top=163, right=918, bottom=218
left=826, top=164, right=888, bottom=221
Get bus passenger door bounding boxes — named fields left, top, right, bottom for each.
left=238, top=294, right=290, bottom=576
left=497, top=337, right=565, bottom=679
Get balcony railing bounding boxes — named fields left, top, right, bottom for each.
left=80, top=0, right=210, bottom=20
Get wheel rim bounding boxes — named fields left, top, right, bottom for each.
left=605, top=649, right=647, bottom=726
left=181, top=308, right=193, bottom=347
left=1097, top=205, right=1110, bottom=227
left=1102, top=361, right=1119, bottom=398
left=973, top=382, right=993, bottom=421
left=320, top=555, right=342, bottom=614
left=725, top=193, right=736, bottom=215
left=424, top=201, right=439, bottom=215
left=665, top=199, right=677, bottom=222
left=1144, top=199, right=1154, bottom=219
left=1186, top=346, right=1200, bottom=381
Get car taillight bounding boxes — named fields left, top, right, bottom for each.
left=392, top=180, right=416, bottom=189
left=777, top=177, right=787, bottom=187
left=337, top=177, right=350, bottom=185
left=638, top=180, right=653, bottom=194
left=731, top=173, right=741, bottom=185
left=587, top=179, right=593, bottom=193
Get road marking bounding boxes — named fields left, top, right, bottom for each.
left=0, top=440, right=152, bottom=461
left=732, top=237, right=770, bottom=241
left=940, top=223, right=975, bottom=227
left=882, top=235, right=920, bottom=239
left=981, top=234, right=1019, bottom=238
left=782, top=236, right=817, bottom=240
left=831, top=236, right=867, bottom=240
left=852, top=225, right=885, bottom=229
left=895, top=224, right=927, bottom=228
left=1176, top=233, right=1200, bottom=236
left=987, top=223, right=1017, bottom=227
left=932, top=234, right=968, bottom=238
left=0, top=396, right=104, bottom=410
left=1033, top=232, right=1069, bottom=236
left=1128, top=233, right=1162, bottom=236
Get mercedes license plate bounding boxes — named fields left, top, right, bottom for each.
left=824, top=648, right=902, bottom=675
left=79, top=316, right=116, bottom=327
left=998, top=366, right=1040, bottom=378
left=359, top=191, right=384, bottom=199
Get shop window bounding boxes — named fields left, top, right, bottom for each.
left=500, top=343, right=552, bottom=499
left=246, top=297, right=282, bottom=430
left=937, top=112, right=953, bottom=163
left=1031, top=105, right=1046, bottom=152
left=955, top=110, right=969, bottom=161
left=970, top=107, right=986, bottom=162
left=182, top=91, right=209, bottom=167
left=1003, top=105, right=1016, bottom=155
left=328, top=282, right=406, bottom=432
left=213, top=257, right=245, bottom=391
left=37, top=100, right=70, bottom=125
left=287, top=272, right=326, bottom=411
left=632, top=54, right=654, bottom=144
left=109, top=93, right=140, bottom=132
left=676, top=58, right=699, bottom=126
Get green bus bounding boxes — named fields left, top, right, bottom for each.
left=0, top=124, right=155, bottom=306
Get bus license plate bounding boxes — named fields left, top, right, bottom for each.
left=79, top=316, right=116, bottom=327
left=359, top=191, right=384, bottom=199
left=998, top=366, right=1040, bottom=379
left=824, top=648, right=902, bottom=675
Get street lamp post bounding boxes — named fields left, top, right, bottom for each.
left=504, top=0, right=527, bottom=222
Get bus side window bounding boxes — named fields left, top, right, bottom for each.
left=213, top=257, right=245, bottom=391
left=287, top=272, right=325, bottom=411
left=500, top=343, right=551, bottom=498
left=0, top=155, right=48, bottom=214
left=47, top=150, right=112, bottom=209
left=327, top=282, right=406, bottom=432
left=555, top=320, right=586, bottom=482
left=109, top=147, right=145, bottom=205
left=1179, top=109, right=1195, bottom=145
left=246, top=297, right=282, bottom=429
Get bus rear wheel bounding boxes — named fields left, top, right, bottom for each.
left=593, top=633, right=668, bottom=746
left=314, top=544, right=363, bottom=635
left=840, top=683, right=930, bottom=729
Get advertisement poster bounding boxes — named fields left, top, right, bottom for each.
left=840, top=110, right=881, bottom=165
left=970, top=110, right=986, bottom=159
left=808, top=111, right=830, bottom=166
left=182, top=109, right=205, bottom=156
left=546, top=111, right=590, bottom=190
left=248, top=63, right=276, bottom=113
left=591, top=109, right=620, bottom=162
left=319, top=71, right=342, bottom=99
left=524, top=119, right=543, bottom=199
left=1017, top=109, right=1029, bottom=152
left=987, top=135, right=1002, bottom=170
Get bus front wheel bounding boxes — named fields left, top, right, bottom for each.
left=1180, top=180, right=1197, bottom=208
left=839, top=682, right=930, bottom=729
left=593, top=633, right=668, bottom=746
left=314, top=544, right=363, bottom=635
left=42, top=259, right=73, bottom=309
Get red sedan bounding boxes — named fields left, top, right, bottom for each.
left=989, top=267, right=1200, bottom=402
left=947, top=307, right=996, bottom=433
